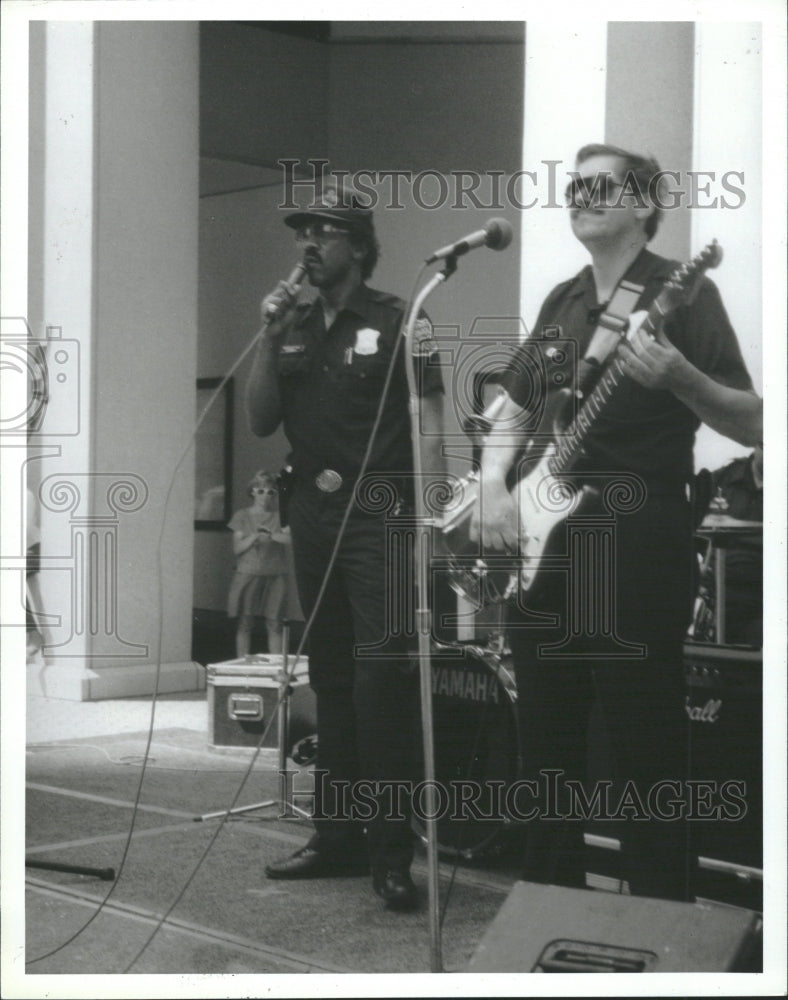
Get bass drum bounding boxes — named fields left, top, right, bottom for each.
left=414, top=643, right=521, bottom=861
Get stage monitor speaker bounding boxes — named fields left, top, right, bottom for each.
left=467, top=881, right=762, bottom=973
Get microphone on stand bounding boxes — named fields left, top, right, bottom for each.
left=262, top=261, right=308, bottom=321
left=425, top=218, right=513, bottom=264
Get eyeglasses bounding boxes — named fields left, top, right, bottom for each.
left=564, top=174, right=625, bottom=208
left=294, top=221, right=350, bottom=244
left=253, top=487, right=277, bottom=495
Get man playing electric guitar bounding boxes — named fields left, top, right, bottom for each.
left=470, top=143, right=762, bottom=902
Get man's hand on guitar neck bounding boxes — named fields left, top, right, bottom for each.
left=618, top=310, right=763, bottom=446
left=617, top=309, right=692, bottom=393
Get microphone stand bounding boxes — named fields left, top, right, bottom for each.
left=403, top=254, right=457, bottom=974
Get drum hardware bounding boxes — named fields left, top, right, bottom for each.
left=689, top=535, right=716, bottom=643
left=693, top=516, right=762, bottom=647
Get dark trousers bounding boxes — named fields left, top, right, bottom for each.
left=508, top=493, right=697, bottom=902
left=288, top=486, right=419, bottom=872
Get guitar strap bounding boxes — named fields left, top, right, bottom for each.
left=583, top=278, right=645, bottom=366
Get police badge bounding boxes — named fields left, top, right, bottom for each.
left=353, top=328, right=381, bottom=355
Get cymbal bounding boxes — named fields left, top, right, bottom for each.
left=698, top=514, right=762, bottom=535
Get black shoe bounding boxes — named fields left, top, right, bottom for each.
left=265, top=845, right=369, bottom=880
left=372, top=869, right=419, bottom=911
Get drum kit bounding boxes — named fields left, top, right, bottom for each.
left=412, top=465, right=524, bottom=861
left=414, top=637, right=520, bottom=861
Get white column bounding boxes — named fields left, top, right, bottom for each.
left=0, top=14, right=34, bottom=676
left=37, top=23, right=96, bottom=677
left=23, top=21, right=202, bottom=699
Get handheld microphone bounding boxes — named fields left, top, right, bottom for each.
left=263, top=261, right=308, bottom=320
left=426, top=218, right=513, bottom=264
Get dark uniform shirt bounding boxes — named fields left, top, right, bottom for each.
left=503, top=248, right=754, bottom=488
left=709, top=454, right=763, bottom=646
left=276, top=284, right=443, bottom=486
left=711, top=454, right=763, bottom=522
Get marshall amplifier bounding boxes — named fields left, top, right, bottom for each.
left=682, top=641, right=762, bottom=871
left=586, top=642, right=762, bottom=898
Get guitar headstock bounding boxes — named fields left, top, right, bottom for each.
left=661, top=240, right=723, bottom=310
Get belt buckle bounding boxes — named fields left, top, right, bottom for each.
left=315, top=469, right=343, bottom=493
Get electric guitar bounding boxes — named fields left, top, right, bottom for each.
left=440, top=241, right=723, bottom=603
left=514, top=240, right=723, bottom=591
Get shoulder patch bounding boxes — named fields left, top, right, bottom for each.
left=412, top=317, right=438, bottom=356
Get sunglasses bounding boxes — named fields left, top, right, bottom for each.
left=294, top=221, right=350, bottom=244
left=253, top=487, right=277, bottom=495
left=564, top=174, right=625, bottom=208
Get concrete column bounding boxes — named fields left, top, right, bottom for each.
left=27, top=21, right=202, bottom=699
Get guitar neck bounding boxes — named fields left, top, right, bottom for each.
left=543, top=242, right=720, bottom=480
left=548, top=352, right=628, bottom=476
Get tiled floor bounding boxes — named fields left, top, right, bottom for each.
left=27, top=685, right=209, bottom=743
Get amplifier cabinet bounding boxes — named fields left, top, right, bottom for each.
left=682, top=642, right=762, bottom=870
left=586, top=642, right=762, bottom=878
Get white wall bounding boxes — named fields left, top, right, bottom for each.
left=606, top=21, right=695, bottom=263
left=35, top=22, right=96, bottom=668
left=692, top=22, right=763, bottom=473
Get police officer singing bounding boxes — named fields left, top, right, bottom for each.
left=246, top=179, right=445, bottom=911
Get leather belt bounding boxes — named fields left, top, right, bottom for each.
left=315, top=469, right=344, bottom=493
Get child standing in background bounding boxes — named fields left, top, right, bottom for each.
left=227, top=470, right=290, bottom=657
